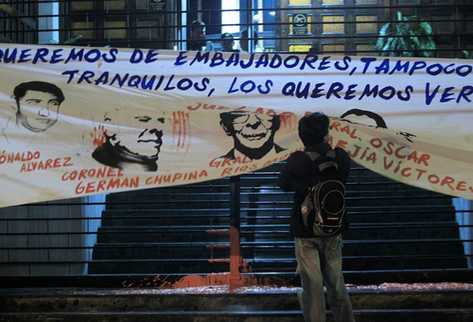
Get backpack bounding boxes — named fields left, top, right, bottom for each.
left=300, top=149, right=346, bottom=237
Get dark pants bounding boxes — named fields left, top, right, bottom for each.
left=295, top=236, right=355, bottom=322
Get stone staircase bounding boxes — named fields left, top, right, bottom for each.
left=88, top=163, right=467, bottom=276
left=0, top=163, right=471, bottom=322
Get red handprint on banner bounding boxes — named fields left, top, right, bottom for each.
left=91, top=125, right=107, bottom=147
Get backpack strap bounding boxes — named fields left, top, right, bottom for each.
left=306, top=151, right=320, bottom=161
left=305, top=149, right=339, bottom=172
left=305, top=149, right=338, bottom=160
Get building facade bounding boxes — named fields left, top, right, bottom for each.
left=0, top=1, right=38, bottom=44
left=1, top=0, right=472, bottom=57
left=60, top=0, right=178, bottom=48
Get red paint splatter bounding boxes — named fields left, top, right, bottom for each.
left=280, top=112, right=297, bottom=129
left=91, top=125, right=107, bottom=147
left=172, top=111, right=190, bottom=149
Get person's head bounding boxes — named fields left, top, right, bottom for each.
left=298, top=112, right=329, bottom=147
left=341, top=108, right=387, bottom=128
left=221, top=32, right=235, bottom=51
left=220, top=110, right=280, bottom=159
left=189, top=20, right=206, bottom=50
left=92, top=113, right=165, bottom=171
left=13, top=81, right=65, bottom=132
left=239, top=29, right=258, bottom=52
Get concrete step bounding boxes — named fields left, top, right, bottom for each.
left=101, top=207, right=456, bottom=222
left=96, top=223, right=462, bottom=242
left=100, top=197, right=452, bottom=214
left=248, top=257, right=467, bottom=271
left=101, top=214, right=231, bottom=226
left=87, top=258, right=229, bottom=274
left=245, top=239, right=466, bottom=259
left=108, top=184, right=435, bottom=196
left=2, top=287, right=473, bottom=311
left=101, top=203, right=455, bottom=212
left=96, top=228, right=230, bottom=243
left=92, top=243, right=230, bottom=260
left=99, top=208, right=456, bottom=226
left=91, top=239, right=467, bottom=260
left=107, top=191, right=450, bottom=204
left=87, top=253, right=467, bottom=274
left=343, top=224, right=461, bottom=240
left=3, top=309, right=472, bottom=322
left=85, top=256, right=466, bottom=273
left=1, top=268, right=472, bottom=287
left=1, top=287, right=473, bottom=322
left=0, top=206, right=457, bottom=223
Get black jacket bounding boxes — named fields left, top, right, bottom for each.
left=278, top=143, right=351, bottom=238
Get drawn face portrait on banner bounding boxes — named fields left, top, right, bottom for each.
left=341, top=108, right=387, bottom=128
left=218, top=109, right=285, bottom=160
left=341, top=108, right=417, bottom=143
left=92, top=113, right=165, bottom=172
left=13, top=81, right=65, bottom=132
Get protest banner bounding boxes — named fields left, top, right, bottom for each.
left=0, top=44, right=472, bottom=207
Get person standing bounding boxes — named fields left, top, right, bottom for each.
left=188, top=20, right=207, bottom=51
left=188, top=20, right=215, bottom=51
left=278, top=112, right=355, bottom=322
left=221, top=32, right=239, bottom=52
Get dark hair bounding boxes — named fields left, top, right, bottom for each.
left=240, top=29, right=258, bottom=51
left=188, top=20, right=207, bottom=50
left=191, top=20, right=206, bottom=29
left=14, top=81, right=65, bottom=105
left=221, top=32, right=234, bottom=40
left=298, top=112, right=329, bottom=146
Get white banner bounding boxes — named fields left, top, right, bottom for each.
left=0, top=44, right=472, bottom=207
